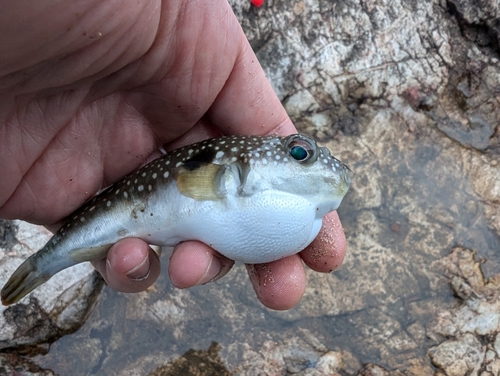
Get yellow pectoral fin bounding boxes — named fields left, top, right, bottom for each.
left=176, top=163, right=224, bottom=200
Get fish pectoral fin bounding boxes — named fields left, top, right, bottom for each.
left=70, top=244, right=114, bottom=263
left=176, top=163, right=225, bottom=200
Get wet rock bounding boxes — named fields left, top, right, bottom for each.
left=0, top=353, right=56, bottom=376
left=356, top=360, right=435, bottom=375
left=429, top=333, right=484, bottom=376
left=428, top=247, right=500, bottom=375
left=226, top=328, right=354, bottom=376
left=0, top=219, right=18, bottom=249
left=356, top=364, right=403, bottom=376
left=2, top=0, right=500, bottom=374
left=147, top=343, right=230, bottom=376
left=0, top=221, right=105, bottom=355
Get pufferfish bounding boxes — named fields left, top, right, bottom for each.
left=1, top=134, right=352, bottom=305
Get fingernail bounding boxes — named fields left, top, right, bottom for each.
left=197, top=257, right=221, bottom=285
left=126, top=257, right=151, bottom=281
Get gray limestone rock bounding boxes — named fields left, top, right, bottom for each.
left=1, top=0, right=499, bottom=374
left=0, top=221, right=104, bottom=355
left=428, top=248, right=500, bottom=375
left=0, top=353, right=56, bottom=376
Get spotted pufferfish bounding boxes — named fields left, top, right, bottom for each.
left=1, top=134, right=352, bottom=305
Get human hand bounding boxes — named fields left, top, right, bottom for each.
left=0, top=0, right=347, bottom=310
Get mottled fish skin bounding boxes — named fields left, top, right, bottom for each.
left=1, top=134, right=352, bottom=305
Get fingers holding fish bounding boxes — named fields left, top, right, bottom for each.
left=243, top=212, right=346, bottom=310
left=300, top=212, right=347, bottom=273
left=246, top=255, right=306, bottom=311
left=96, top=210, right=345, bottom=307
left=168, top=241, right=234, bottom=288
left=91, top=238, right=161, bottom=293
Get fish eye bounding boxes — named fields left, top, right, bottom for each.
left=290, top=145, right=309, bottom=161
left=285, top=135, right=317, bottom=163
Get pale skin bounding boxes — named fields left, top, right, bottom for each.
left=0, top=0, right=347, bottom=310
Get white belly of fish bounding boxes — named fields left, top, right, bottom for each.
left=144, top=190, right=323, bottom=264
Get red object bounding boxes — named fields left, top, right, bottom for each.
left=251, top=0, right=264, bottom=7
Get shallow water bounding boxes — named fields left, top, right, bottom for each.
left=3, top=118, right=497, bottom=374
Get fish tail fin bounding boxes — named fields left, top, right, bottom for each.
left=1, top=257, right=50, bottom=306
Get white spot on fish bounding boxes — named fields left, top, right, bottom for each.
left=152, top=173, right=157, bottom=179
left=215, top=151, right=224, bottom=159
left=142, top=172, right=147, bottom=177
left=123, top=191, right=128, bottom=199
left=163, top=171, right=169, bottom=178
left=107, top=201, right=112, bottom=207
left=80, top=217, right=85, bottom=222
left=138, top=185, right=144, bottom=192
left=176, top=162, right=182, bottom=167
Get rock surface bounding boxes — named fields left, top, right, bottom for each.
left=0, top=353, right=56, bottom=376
left=0, top=220, right=104, bottom=355
left=1, top=0, right=499, bottom=375
left=428, top=248, right=500, bottom=376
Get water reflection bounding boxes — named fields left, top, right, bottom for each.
left=30, top=121, right=500, bottom=373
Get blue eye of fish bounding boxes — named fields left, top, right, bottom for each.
left=290, top=145, right=309, bottom=161
left=286, top=135, right=316, bottom=163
